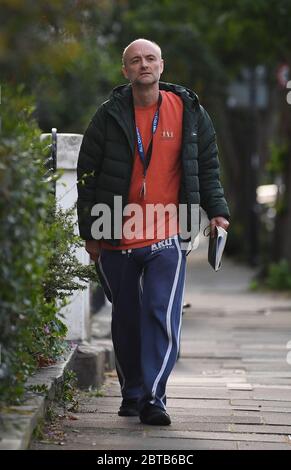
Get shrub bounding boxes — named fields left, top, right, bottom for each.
left=0, top=84, right=97, bottom=405
left=266, top=259, right=291, bottom=291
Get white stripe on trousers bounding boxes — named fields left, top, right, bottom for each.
left=150, top=235, right=182, bottom=407
left=176, top=265, right=186, bottom=360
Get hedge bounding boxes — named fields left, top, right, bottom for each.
left=0, top=84, right=97, bottom=404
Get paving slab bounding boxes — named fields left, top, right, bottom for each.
left=237, top=441, right=291, bottom=450
left=260, top=413, right=291, bottom=425
left=231, top=399, right=291, bottom=409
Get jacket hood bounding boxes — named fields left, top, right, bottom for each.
left=109, top=81, right=199, bottom=108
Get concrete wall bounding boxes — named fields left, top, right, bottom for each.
left=42, top=133, right=91, bottom=341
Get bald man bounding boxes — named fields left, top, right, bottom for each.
left=77, top=38, right=230, bottom=426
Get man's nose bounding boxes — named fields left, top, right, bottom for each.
left=140, top=58, right=149, bottom=68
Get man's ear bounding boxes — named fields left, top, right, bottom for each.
left=160, top=59, right=164, bottom=75
left=122, top=66, right=128, bottom=79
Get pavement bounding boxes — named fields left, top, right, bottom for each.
left=31, top=231, right=291, bottom=450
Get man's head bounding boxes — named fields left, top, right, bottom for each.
left=122, top=39, right=164, bottom=87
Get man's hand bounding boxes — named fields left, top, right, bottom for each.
left=210, top=216, right=230, bottom=238
left=85, top=240, right=100, bottom=262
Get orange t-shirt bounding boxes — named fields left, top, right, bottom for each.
left=101, top=90, right=183, bottom=250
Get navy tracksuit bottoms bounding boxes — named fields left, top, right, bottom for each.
left=96, top=235, right=187, bottom=411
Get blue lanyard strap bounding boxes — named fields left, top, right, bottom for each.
left=135, top=93, right=162, bottom=177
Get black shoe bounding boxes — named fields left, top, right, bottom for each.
left=118, top=398, right=140, bottom=417
left=139, top=403, right=171, bottom=426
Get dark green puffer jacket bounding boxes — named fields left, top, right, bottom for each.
left=77, top=81, right=230, bottom=245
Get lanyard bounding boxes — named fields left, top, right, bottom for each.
left=135, top=93, right=162, bottom=199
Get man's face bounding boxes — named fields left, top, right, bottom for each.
left=122, top=41, right=164, bottom=87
